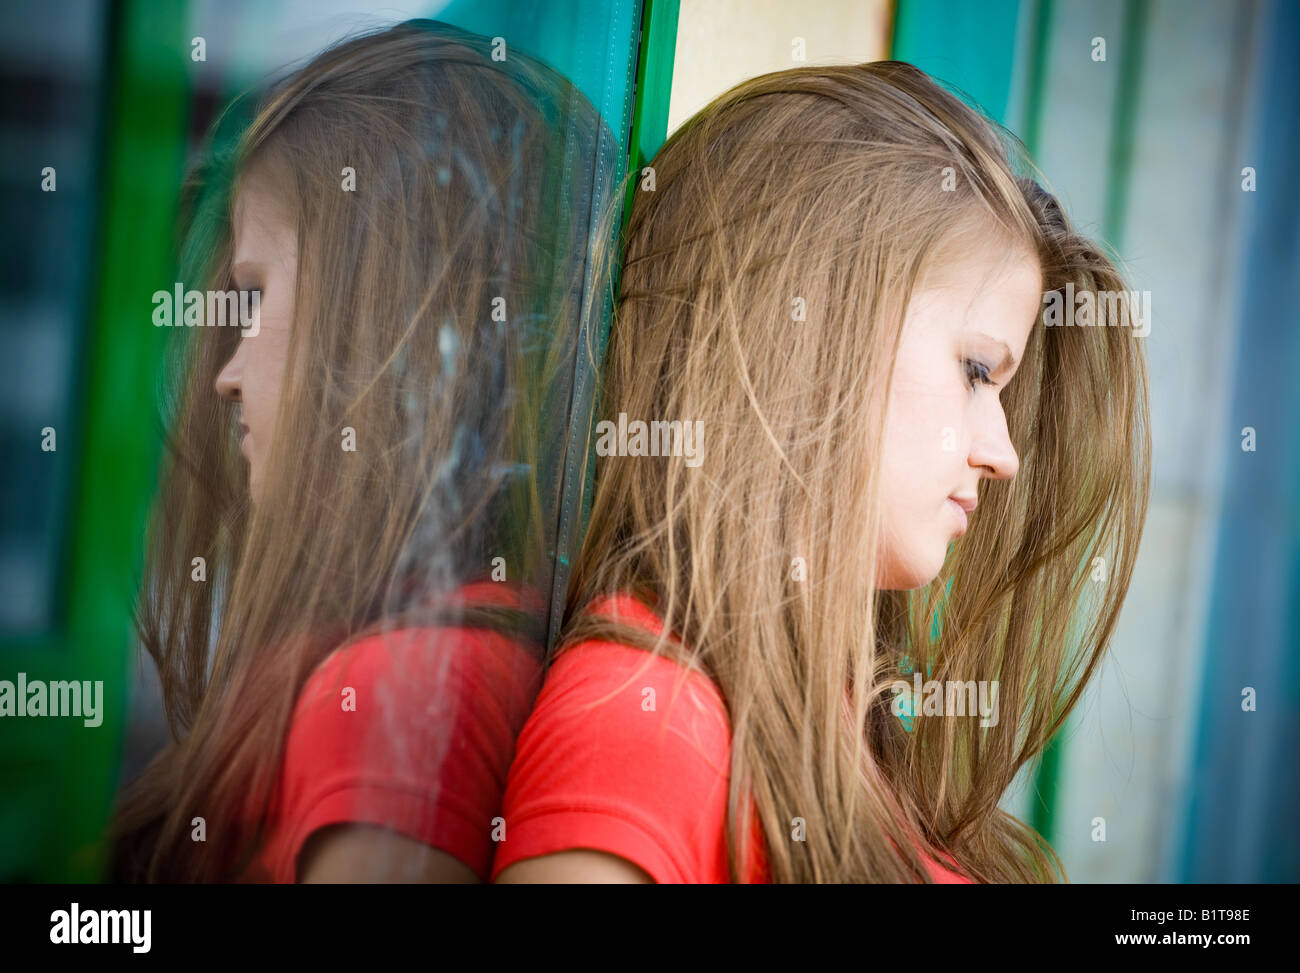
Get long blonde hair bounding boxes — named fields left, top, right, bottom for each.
left=562, top=61, right=1151, bottom=883
left=109, top=19, right=611, bottom=881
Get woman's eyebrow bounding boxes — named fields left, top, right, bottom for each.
left=971, top=332, right=1018, bottom=371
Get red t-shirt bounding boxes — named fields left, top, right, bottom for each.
left=240, top=582, right=543, bottom=883
left=491, top=593, right=974, bottom=883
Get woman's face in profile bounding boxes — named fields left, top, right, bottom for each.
left=214, top=166, right=298, bottom=503
left=875, top=244, right=1040, bottom=589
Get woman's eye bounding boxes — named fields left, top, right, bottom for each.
left=963, top=358, right=995, bottom=391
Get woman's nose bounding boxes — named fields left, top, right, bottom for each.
left=214, top=353, right=242, bottom=402
left=968, top=405, right=1020, bottom=480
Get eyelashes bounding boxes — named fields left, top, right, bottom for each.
left=963, top=358, right=996, bottom=391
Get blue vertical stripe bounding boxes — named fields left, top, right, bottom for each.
left=1179, top=0, right=1300, bottom=883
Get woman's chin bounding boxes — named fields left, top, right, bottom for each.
left=876, top=555, right=944, bottom=591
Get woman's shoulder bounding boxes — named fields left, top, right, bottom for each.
left=260, top=583, right=548, bottom=882
left=277, top=582, right=549, bottom=802
left=494, top=592, right=745, bottom=882
left=541, top=592, right=730, bottom=737
left=297, top=581, right=546, bottom=707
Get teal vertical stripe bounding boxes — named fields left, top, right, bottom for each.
left=891, top=0, right=1024, bottom=124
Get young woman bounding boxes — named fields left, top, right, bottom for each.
left=107, top=20, right=613, bottom=882
left=492, top=61, right=1151, bottom=883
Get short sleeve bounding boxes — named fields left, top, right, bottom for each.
left=490, top=640, right=740, bottom=883
left=261, top=625, right=541, bottom=882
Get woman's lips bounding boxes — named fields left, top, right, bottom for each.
left=947, top=497, right=971, bottom=535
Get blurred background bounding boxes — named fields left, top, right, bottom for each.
left=1, top=0, right=1295, bottom=882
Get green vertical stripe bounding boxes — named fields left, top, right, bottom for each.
left=621, top=0, right=679, bottom=228
left=61, top=0, right=188, bottom=880
left=1019, top=0, right=1053, bottom=148
left=893, top=0, right=1075, bottom=859
left=1028, top=1, right=1148, bottom=858
left=1012, top=0, right=1064, bottom=852
left=1102, top=0, right=1148, bottom=254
